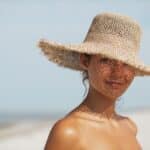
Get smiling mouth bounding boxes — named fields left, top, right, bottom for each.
left=106, top=80, right=124, bottom=89
left=107, top=80, right=124, bottom=84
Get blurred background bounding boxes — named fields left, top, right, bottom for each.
left=0, top=0, right=150, bottom=149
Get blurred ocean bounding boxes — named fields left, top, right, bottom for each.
left=0, top=106, right=149, bottom=126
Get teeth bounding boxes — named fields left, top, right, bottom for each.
left=110, top=80, right=122, bottom=84
left=108, top=81, right=123, bottom=84
left=112, top=82, right=120, bottom=84
left=112, top=82, right=121, bottom=84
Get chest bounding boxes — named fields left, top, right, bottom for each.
left=78, top=120, right=142, bottom=150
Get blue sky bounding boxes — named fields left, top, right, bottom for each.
left=0, top=0, right=150, bottom=114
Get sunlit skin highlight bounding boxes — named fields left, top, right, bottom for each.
left=44, top=54, right=142, bottom=150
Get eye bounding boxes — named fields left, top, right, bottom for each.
left=123, top=63, right=133, bottom=70
left=100, top=58, right=112, bottom=64
left=123, top=63, right=130, bottom=67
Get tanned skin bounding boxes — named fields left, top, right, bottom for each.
left=44, top=54, right=142, bottom=150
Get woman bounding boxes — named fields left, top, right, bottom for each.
left=38, top=12, right=150, bottom=149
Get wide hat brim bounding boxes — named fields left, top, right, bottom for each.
left=38, top=39, right=150, bottom=76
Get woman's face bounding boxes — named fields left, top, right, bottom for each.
left=80, top=54, right=136, bottom=100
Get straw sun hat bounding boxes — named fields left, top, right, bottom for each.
left=38, top=12, right=150, bottom=76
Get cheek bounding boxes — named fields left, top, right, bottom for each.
left=88, top=66, right=101, bottom=84
left=124, top=70, right=135, bottom=83
left=88, top=68, right=101, bottom=82
left=88, top=66, right=107, bottom=89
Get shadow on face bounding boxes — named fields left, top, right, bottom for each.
left=79, top=53, right=135, bottom=99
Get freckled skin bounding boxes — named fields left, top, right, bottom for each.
left=44, top=54, right=142, bottom=150
left=87, top=54, right=135, bottom=100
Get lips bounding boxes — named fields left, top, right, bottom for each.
left=106, top=80, right=124, bottom=88
left=106, top=80, right=124, bottom=85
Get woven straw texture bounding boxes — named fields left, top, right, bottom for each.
left=38, top=12, right=150, bottom=76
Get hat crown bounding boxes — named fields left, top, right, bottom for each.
left=84, top=12, right=142, bottom=52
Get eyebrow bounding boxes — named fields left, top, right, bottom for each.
left=100, top=56, right=129, bottom=65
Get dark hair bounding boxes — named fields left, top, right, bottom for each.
left=80, top=53, right=91, bottom=97
left=81, top=70, right=89, bottom=97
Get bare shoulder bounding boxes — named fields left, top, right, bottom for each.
left=44, top=116, right=80, bottom=150
left=124, top=116, right=138, bottom=136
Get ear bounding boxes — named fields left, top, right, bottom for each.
left=79, top=53, right=90, bottom=70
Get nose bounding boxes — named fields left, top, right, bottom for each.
left=116, top=61, right=124, bottom=67
left=111, top=61, right=124, bottom=74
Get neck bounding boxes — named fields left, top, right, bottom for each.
left=79, top=86, right=118, bottom=119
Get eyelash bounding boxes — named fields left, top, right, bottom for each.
left=100, top=58, right=112, bottom=63
left=100, top=58, right=129, bottom=67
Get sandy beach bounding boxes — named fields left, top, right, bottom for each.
left=0, top=110, right=149, bottom=150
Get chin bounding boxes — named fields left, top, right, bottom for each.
left=102, top=91, right=123, bottom=101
